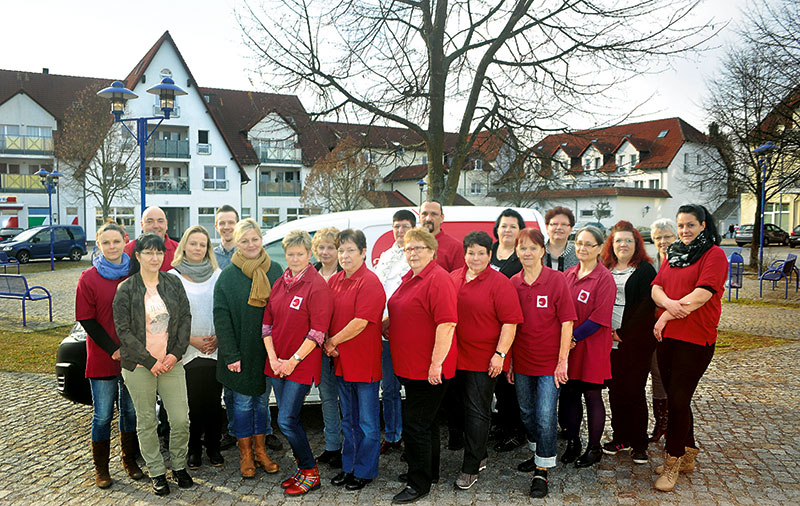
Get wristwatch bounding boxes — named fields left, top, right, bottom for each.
left=494, top=350, right=506, bottom=359
left=292, top=353, right=303, bottom=362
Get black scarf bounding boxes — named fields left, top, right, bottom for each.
left=667, top=229, right=713, bottom=268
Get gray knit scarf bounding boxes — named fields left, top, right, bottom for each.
left=174, top=259, right=214, bottom=283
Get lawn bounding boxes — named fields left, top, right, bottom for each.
left=714, top=330, right=792, bottom=354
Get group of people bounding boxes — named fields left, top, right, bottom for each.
left=76, top=200, right=727, bottom=502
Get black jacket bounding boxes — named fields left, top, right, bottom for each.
left=616, top=262, right=657, bottom=349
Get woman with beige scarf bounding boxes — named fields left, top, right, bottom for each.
left=213, top=218, right=284, bottom=478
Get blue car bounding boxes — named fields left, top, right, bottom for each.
left=1, top=225, right=87, bottom=263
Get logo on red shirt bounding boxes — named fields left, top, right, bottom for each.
left=536, top=295, right=548, bottom=308
left=577, top=289, right=590, bottom=304
left=289, top=295, right=304, bottom=310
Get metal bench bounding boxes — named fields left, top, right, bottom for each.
left=728, top=252, right=744, bottom=301
left=760, top=254, right=798, bottom=298
left=0, top=252, right=20, bottom=274
left=0, top=274, right=52, bottom=326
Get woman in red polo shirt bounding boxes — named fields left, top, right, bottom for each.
left=650, top=205, right=727, bottom=492
left=509, top=227, right=576, bottom=498
left=561, top=226, right=615, bottom=469
left=76, top=221, right=142, bottom=489
left=263, top=229, right=333, bottom=496
left=449, top=231, right=522, bottom=491
left=387, top=227, right=458, bottom=504
left=324, top=229, right=386, bottom=491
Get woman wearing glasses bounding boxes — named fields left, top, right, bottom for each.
left=599, top=221, right=657, bottom=465
left=387, top=228, right=458, bottom=504
left=560, top=226, right=615, bottom=468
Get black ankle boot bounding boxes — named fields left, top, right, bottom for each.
left=575, top=445, right=603, bottom=468
left=560, top=438, right=582, bottom=464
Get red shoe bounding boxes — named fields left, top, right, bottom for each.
left=284, top=465, right=321, bottom=496
left=380, top=439, right=402, bottom=455
left=281, top=460, right=301, bottom=489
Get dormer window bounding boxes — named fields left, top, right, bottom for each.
left=657, top=130, right=668, bottom=138
left=474, top=159, right=483, bottom=171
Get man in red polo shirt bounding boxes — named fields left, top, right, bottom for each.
left=123, top=206, right=179, bottom=271
left=420, top=200, right=465, bottom=273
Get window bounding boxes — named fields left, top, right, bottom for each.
left=696, top=153, right=702, bottom=166
left=649, top=179, right=660, bottom=189
left=363, top=151, right=374, bottom=163
left=262, top=208, right=280, bottom=229
left=474, top=160, right=483, bottom=171
left=198, top=130, right=209, bottom=144
left=66, top=207, right=78, bottom=216
left=241, top=208, right=251, bottom=219
left=634, top=180, right=644, bottom=188
left=0, top=124, right=20, bottom=136
left=198, top=207, right=219, bottom=240
left=594, top=157, right=601, bottom=170
left=617, top=155, right=625, bottom=168
left=580, top=209, right=594, bottom=218
left=27, top=126, right=52, bottom=138
left=657, top=130, right=669, bottom=138
left=55, top=228, right=72, bottom=241
left=765, top=202, right=790, bottom=226
left=203, top=166, right=227, bottom=190
left=630, top=153, right=638, bottom=166
left=470, top=182, right=483, bottom=194
left=421, top=155, right=428, bottom=165
left=684, top=153, right=690, bottom=171
left=286, top=208, right=322, bottom=222
left=96, top=207, right=135, bottom=237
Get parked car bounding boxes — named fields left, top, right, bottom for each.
left=0, top=225, right=87, bottom=263
left=790, top=225, right=800, bottom=248
left=636, top=226, right=653, bottom=243
left=735, top=223, right=789, bottom=247
left=569, top=221, right=607, bottom=240
left=55, top=323, right=91, bottom=406
left=0, top=227, right=23, bottom=242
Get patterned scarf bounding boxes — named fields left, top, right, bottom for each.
left=282, top=263, right=312, bottom=290
left=231, top=249, right=272, bottom=307
left=667, top=229, right=713, bottom=268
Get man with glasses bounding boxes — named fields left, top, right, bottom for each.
left=420, top=200, right=465, bottom=273
left=123, top=206, right=179, bottom=271
left=543, top=207, right=578, bottom=272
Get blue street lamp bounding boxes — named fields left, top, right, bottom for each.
left=751, top=141, right=777, bottom=296
left=34, top=167, right=63, bottom=271
left=417, top=178, right=427, bottom=204
left=97, top=78, right=188, bottom=215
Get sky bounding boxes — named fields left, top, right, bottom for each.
left=2, top=0, right=749, bottom=135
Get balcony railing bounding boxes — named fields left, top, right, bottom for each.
left=256, top=145, right=302, bottom=164
left=145, top=176, right=190, bottom=194
left=0, top=174, right=48, bottom=193
left=258, top=181, right=302, bottom=196
left=153, top=105, right=181, bottom=117
left=145, top=139, right=190, bottom=159
left=0, top=135, right=54, bottom=155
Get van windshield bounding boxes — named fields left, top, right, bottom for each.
left=11, top=227, right=44, bottom=242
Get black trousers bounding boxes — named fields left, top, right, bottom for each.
left=656, top=338, right=715, bottom=457
left=494, top=373, right=524, bottom=436
left=185, top=358, right=223, bottom=453
left=399, top=376, right=450, bottom=494
left=456, top=370, right=497, bottom=474
left=608, top=339, right=657, bottom=452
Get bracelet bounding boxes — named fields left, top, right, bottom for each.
left=292, top=353, right=303, bottom=362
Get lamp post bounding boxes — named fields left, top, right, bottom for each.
left=417, top=178, right=427, bottom=205
left=34, top=168, right=63, bottom=271
left=752, top=141, right=777, bottom=296
left=97, top=78, right=187, bottom=215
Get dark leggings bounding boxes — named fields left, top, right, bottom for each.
left=657, top=338, right=715, bottom=457
left=185, top=358, right=223, bottom=453
left=561, top=380, right=605, bottom=446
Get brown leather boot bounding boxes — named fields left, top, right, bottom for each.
left=238, top=437, right=256, bottom=478
left=120, top=432, right=144, bottom=480
left=91, top=440, right=112, bottom=489
left=655, top=446, right=698, bottom=474
left=253, top=434, right=280, bottom=473
left=654, top=452, right=684, bottom=492
left=649, top=399, right=668, bottom=442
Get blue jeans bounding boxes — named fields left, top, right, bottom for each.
left=515, top=374, right=559, bottom=468
left=381, top=340, right=402, bottom=442
left=225, top=379, right=273, bottom=437
left=337, top=377, right=381, bottom=479
left=272, top=378, right=314, bottom=469
left=231, top=390, right=267, bottom=439
left=319, top=353, right=343, bottom=451
left=89, top=376, right=137, bottom=442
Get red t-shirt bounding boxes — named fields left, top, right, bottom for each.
left=263, top=269, right=333, bottom=385
left=564, top=263, right=615, bottom=384
left=329, top=263, right=386, bottom=382
left=75, top=267, right=126, bottom=377
left=435, top=230, right=466, bottom=273
left=511, top=267, right=577, bottom=376
left=387, top=261, right=458, bottom=380
left=652, top=246, right=728, bottom=345
left=123, top=235, right=179, bottom=271
left=450, top=266, right=523, bottom=372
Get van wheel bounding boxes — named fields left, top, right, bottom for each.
left=69, top=248, right=83, bottom=261
left=16, top=250, right=30, bottom=264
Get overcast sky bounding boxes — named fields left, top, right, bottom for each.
left=3, top=0, right=748, bottom=135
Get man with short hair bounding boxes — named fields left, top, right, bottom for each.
left=123, top=206, right=179, bottom=271
left=213, top=205, right=239, bottom=270
left=420, top=199, right=465, bottom=273
left=543, top=206, right=578, bottom=272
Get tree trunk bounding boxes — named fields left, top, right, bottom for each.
left=749, top=180, right=763, bottom=270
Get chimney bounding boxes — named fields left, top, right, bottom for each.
left=42, top=68, right=49, bottom=74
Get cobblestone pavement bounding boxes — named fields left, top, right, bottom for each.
left=2, top=341, right=799, bottom=505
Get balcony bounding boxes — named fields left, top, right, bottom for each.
left=145, top=176, right=190, bottom=194
left=255, top=144, right=302, bottom=164
left=153, top=105, right=181, bottom=117
left=258, top=181, right=301, bottom=196
left=145, top=139, right=190, bottom=159
left=0, top=135, right=54, bottom=156
left=0, top=174, right=48, bottom=193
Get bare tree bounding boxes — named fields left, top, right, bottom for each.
left=493, top=147, right=561, bottom=208
left=238, top=0, right=713, bottom=204
left=56, top=86, right=140, bottom=222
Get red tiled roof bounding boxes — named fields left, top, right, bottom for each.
left=365, top=190, right=416, bottom=207
left=470, top=129, right=508, bottom=161
left=452, top=194, right=474, bottom=206
left=318, top=121, right=461, bottom=151
left=535, top=187, right=672, bottom=199
left=0, top=69, right=109, bottom=123
left=383, top=163, right=431, bottom=182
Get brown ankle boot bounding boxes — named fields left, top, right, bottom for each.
left=654, top=452, right=683, bottom=492
left=649, top=399, right=668, bottom=442
left=91, top=440, right=112, bottom=489
left=120, top=432, right=144, bottom=480
left=253, top=434, right=280, bottom=473
left=655, top=446, right=699, bottom=474
left=238, top=437, right=256, bottom=478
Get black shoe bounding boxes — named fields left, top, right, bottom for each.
left=575, top=445, right=603, bottom=468
left=207, top=449, right=225, bottom=466
left=517, top=456, right=537, bottom=473
left=173, top=468, right=193, bottom=489
left=151, top=474, right=170, bottom=496
left=392, top=486, right=428, bottom=504
left=631, top=449, right=649, bottom=464
left=346, top=477, right=372, bottom=491
left=560, top=439, right=582, bottom=464
left=398, top=473, right=438, bottom=484
left=317, top=449, right=342, bottom=468
left=601, top=440, right=631, bottom=455
left=187, top=450, right=202, bottom=470
left=265, top=434, right=283, bottom=451
left=447, top=432, right=464, bottom=451
left=557, top=427, right=568, bottom=440
left=494, top=435, right=523, bottom=452
left=331, top=471, right=353, bottom=486
left=529, top=469, right=548, bottom=498
left=220, top=433, right=237, bottom=451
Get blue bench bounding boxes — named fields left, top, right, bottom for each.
left=0, top=274, right=52, bottom=326
left=0, top=252, right=20, bottom=274
left=760, top=254, right=798, bottom=298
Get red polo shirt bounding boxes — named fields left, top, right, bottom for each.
left=263, top=268, right=333, bottom=385
left=450, top=266, right=523, bottom=372
left=652, top=246, right=727, bottom=345
left=387, top=261, right=458, bottom=380
left=75, top=267, right=126, bottom=377
left=435, top=230, right=466, bottom=273
left=511, top=267, right=576, bottom=376
left=329, top=263, right=386, bottom=382
left=123, top=235, right=179, bottom=271
left=564, top=263, right=615, bottom=384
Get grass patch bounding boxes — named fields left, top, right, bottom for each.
left=715, top=330, right=792, bottom=354
left=722, top=298, right=800, bottom=309
left=0, top=326, right=72, bottom=374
